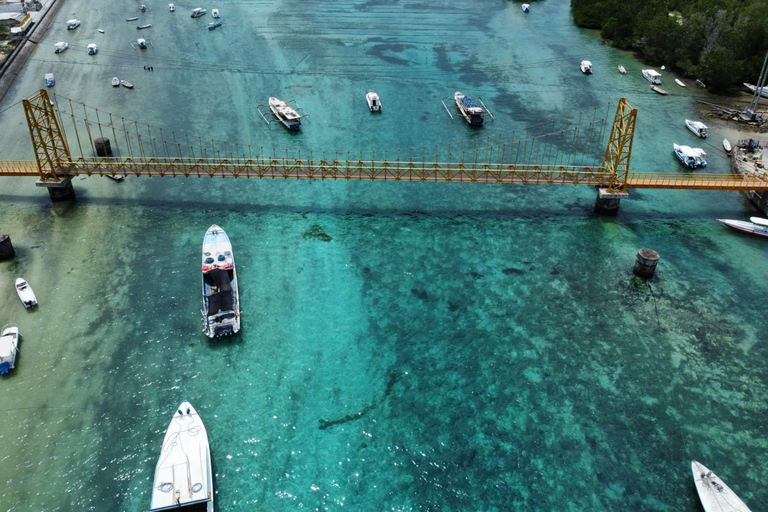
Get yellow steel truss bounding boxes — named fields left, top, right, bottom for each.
left=22, top=89, right=72, bottom=182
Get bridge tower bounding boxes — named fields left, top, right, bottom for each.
left=595, top=97, right=636, bottom=214
left=22, top=88, right=76, bottom=201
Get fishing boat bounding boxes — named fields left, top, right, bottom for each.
left=650, top=84, right=667, bottom=95
left=136, top=38, right=148, bottom=49
left=121, top=80, right=134, bottom=89
left=15, top=278, right=37, bottom=308
left=97, top=28, right=105, bottom=33
left=521, top=3, right=530, bottom=12
left=137, top=24, right=152, bottom=30
left=723, top=138, right=732, bottom=153
left=212, top=8, right=220, bottom=18
left=268, top=97, right=304, bottom=130
left=617, top=64, right=626, bottom=74
left=191, top=7, right=206, bottom=18
left=675, top=78, right=686, bottom=87
left=126, top=16, right=139, bottom=21
left=674, top=143, right=706, bottom=168
left=149, top=402, right=214, bottom=511
left=45, top=73, right=55, bottom=87
left=0, top=325, right=20, bottom=375
left=366, top=91, right=381, bottom=112
left=87, top=43, right=98, bottom=55
left=201, top=225, right=240, bottom=337
left=53, top=41, right=68, bottom=54
left=207, top=20, right=223, bottom=30
left=685, top=119, right=708, bottom=138
left=580, top=60, right=593, bottom=74
left=454, top=91, right=485, bottom=126
left=66, top=19, right=80, bottom=30
left=642, top=69, right=662, bottom=84
left=112, top=76, right=120, bottom=87
left=691, top=461, right=752, bottom=512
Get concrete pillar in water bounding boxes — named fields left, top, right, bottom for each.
left=594, top=187, right=629, bottom=215
left=36, top=176, right=76, bottom=202
left=0, top=234, right=15, bottom=261
left=633, top=248, right=660, bottom=278
left=94, top=137, right=113, bottom=157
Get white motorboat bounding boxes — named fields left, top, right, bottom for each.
left=521, top=3, right=530, bottom=12
left=112, top=76, right=120, bottom=87
left=366, top=91, right=381, bottom=112
left=211, top=8, right=220, bottom=18
left=87, top=43, right=98, bottom=55
left=126, top=16, right=139, bottom=21
left=580, top=60, right=593, bottom=74
left=674, top=143, right=706, bottom=168
left=98, top=28, right=105, bottom=33
left=269, top=97, right=303, bottom=130
left=137, top=38, right=148, bottom=49
left=0, top=325, right=20, bottom=375
left=121, top=80, right=134, bottom=89
left=201, top=225, right=240, bottom=337
left=168, top=3, right=175, bottom=11
left=685, top=119, right=708, bottom=138
left=191, top=7, right=206, bottom=18
left=150, top=402, right=213, bottom=511
left=723, top=138, right=732, bottom=153
left=53, top=41, right=68, bottom=54
left=743, top=82, right=768, bottom=98
left=691, top=461, right=752, bottom=512
left=717, top=217, right=768, bottom=238
left=642, top=69, right=662, bottom=84
left=618, top=64, right=626, bottom=74
left=675, top=78, right=686, bottom=87
left=454, top=91, right=485, bottom=126
left=15, top=278, right=37, bottom=308
left=66, top=19, right=80, bottom=30
left=45, top=73, right=55, bottom=87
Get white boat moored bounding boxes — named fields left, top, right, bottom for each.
left=15, top=278, right=37, bottom=308
left=723, top=138, right=732, bottom=153
left=212, top=8, right=220, bottom=18
left=45, top=72, right=55, bottom=87
left=87, top=43, right=98, bottom=55
left=580, top=60, right=593, bottom=74
left=201, top=225, right=240, bottom=337
left=366, top=91, right=381, bottom=112
left=522, top=3, right=530, bottom=12
left=191, top=7, right=206, bottom=17
left=674, top=142, right=706, bottom=168
left=717, top=217, right=768, bottom=238
left=121, top=80, right=134, bottom=89
left=642, top=69, right=662, bottom=84
left=0, top=325, right=20, bottom=375
left=675, top=78, right=686, bottom=87
left=150, top=402, right=213, bottom=511
left=168, top=3, right=175, bottom=11
left=691, top=461, right=752, bottom=512
left=618, top=64, right=626, bottom=74
left=685, top=119, right=708, bottom=138
left=53, top=41, right=68, bottom=53
left=743, top=82, right=768, bottom=98
left=66, top=19, right=80, bottom=30
left=112, top=76, right=120, bottom=87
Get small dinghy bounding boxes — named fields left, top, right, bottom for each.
left=15, top=278, right=37, bottom=308
left=723, top=138, right=732, bottom=154
left=366, top=91, right=381, bottom=112
left=692, top=461, right=752, bottom=512
left=618, top=64, right=626, bottom=74
left=675, top=78, right=686, bottom=87
left=112, top=76, right=120, bottom=87
left=651, top=84, right=668, bottom=95
left=121, top=80, right=134, bottom=89
left=97, top=28, right=105, bottom=33
left=126, top=16, right=139, bottom=21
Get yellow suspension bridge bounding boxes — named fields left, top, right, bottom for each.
left=4, top=89, right=768, bottom=210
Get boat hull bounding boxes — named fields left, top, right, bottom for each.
left=0, top=325, right=20, bottom=374
left=269, top=98, right=302, bottom=130
left=723, top=138, right=732, bottom=153
left=454, top=92, right=484, bottom=126
left=150, top=402, right=214, bottom=512
left=15, top=278, right=37, bottom=308
left=685, top=119, right=707, bottom=138
left=691, top=461, right=752, bottom=512
left=717, top=219, right=768, bottom=238
left=201, top=225, right=240, bottom=337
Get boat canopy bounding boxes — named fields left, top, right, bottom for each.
left=750, top=217, right=768, bottom=227
left=204, top=268, right=233, bottom=313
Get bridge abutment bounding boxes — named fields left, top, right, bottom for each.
left=36, top=177, right=75, bottom=202
left=594, top=188, right=628, bottom=214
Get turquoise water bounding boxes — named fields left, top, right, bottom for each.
left=1, top=0, right=767, bottom=510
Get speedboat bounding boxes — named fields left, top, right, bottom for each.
left=717, top=217, right=768, bottom=238
left=15, top=278, right=37, bottom=308
left=673, top=143, right=706, bottom=168
left=191, top=7, right=206, bottom=17
left=454, top=91, right=485, bottom=126
left=366, top=91, right=381, bottom=112
left=121, top=80, right=134, bottom=89
left=618, top=64, right=626, bottom=74
left=521, top=3, right=530, bottom=12
left=45, top=73, right=55, bottom=87
left=685, top=119, right=707, bottom=138
left=580, top=60, right=593, bottom=74
left=743, top=82, right=768, bottom=98
left=723, top=138, right=732, bottom=153
left=0, top=325, right=20, bottom=375
left=269, top=97, right=303, bottom=130
left=53, top=41, right=68, bottom=54
left=675, top=78, right=686, bottom=87
left=212, top=8, right=220, bottom=18
left=642, top=69, right=662, bottom=84
left=112, top=76, right=120, bottom=87
left=87, top=43, right=98, bottom=55
left=66, top=19, right=80, bottom=30
left=691, top=461, right=752, bottom=512
left=150, top=402, right=213, bottom=511
left=207, top=20, right=223, bottom=30
left=201, top=225, right=240, bottom=337
left=168, top=3, right=175, bottom=11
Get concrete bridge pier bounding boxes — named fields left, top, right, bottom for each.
left=594, top=187, right=629, bottom=214
left=0, top=234, right=15, bottom=261
left=35, top=176, right=75, bottom=202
